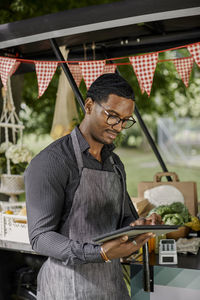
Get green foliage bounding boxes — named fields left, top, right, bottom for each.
left=10, top=162, right=28, bottom=175
left=0, top=147, right=30, bottom=175
left=0, top=0, right=120, bottom=24
left=0, top=156, right=6, bottom=174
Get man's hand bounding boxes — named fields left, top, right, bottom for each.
left=130, top=213, right=163, bottom=226
left=101, top=232, right=154, bottom=260
left=101, top=213, right=162, bottom=261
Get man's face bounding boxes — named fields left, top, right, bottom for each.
left=87, top=94, right=135, bottom=145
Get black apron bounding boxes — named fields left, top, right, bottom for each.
left=37, top=129, right=130, bottom=300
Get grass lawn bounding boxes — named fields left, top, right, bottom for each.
left=115, top=147, right=200, bottom=209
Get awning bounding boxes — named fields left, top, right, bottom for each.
left=0, top=0, right=200, bottom=62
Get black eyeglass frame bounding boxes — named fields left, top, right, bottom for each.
left=96, top=102, right=136, bottom=129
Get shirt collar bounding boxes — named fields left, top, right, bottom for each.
left=75, top=126, right=115, bottom=155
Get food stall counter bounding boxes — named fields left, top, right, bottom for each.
left=129, top=250, right=200, bottom=300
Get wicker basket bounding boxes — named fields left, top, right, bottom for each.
left=0, top=174, right=25, bottom=193
left=166, top=226, right=190, bottom=240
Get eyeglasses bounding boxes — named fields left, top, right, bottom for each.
left=96, top=102, right=136, bottom=129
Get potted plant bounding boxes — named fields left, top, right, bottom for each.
left=0, top=142, right=32, bottom=193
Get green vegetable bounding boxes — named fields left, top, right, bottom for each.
left=149, top=205, right=171, bottom=217
left=163, top=213, right=184, bottom=225
left=148, top=201, right=191, bottom=225
left=170, top=202, right=184, bottom=213
left=181, top=206, right=191, bottom=223
left=155, top=205, right=172, bottom=217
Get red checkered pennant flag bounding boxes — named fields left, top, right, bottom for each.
left=79, top=60, right=105, bottom=89
left=130, top=53, right=158, bottom=96
left=68, top=64, right=82, bottom=87
left=35, top=61, right=58, bottom=97
left=103, top=64, right=116, bottom=74
left=10, top=61, right=21, bottom=76
left=187, top=43, right=200, bottom=68
left=173, top=57, right=194, bottom=87
left=0, top=57, right=19, bottom=90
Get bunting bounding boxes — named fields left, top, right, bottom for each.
left=0, top=57, right=18, bottom=90
left=187, top=42, right=200, bottom=68
left=0, top=40, right=200, bottom=98
left=130, top=53, right=158, bottom=96
left=103, top=64, right=116, bottom=74
left=173, top=57, right=194, bottom=87
left=68, top=64, right=82, bottom=87
left=35, top=61, right=58, bottom=97
left=79, top=60, right=105, bottom=89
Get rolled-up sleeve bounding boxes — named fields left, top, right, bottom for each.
left=25, top=150, right=102, bottom=265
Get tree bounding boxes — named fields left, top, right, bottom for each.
left=0, top=0, right=120, bottom=24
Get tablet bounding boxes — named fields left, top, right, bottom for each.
left=92, top=225, right=179, bottom=244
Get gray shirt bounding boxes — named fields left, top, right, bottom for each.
left=25, top=127, right=136, bottom=265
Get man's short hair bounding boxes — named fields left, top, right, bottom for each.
left=86, top=73, right=135, bottom=103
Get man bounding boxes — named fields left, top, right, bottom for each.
left=25, top=73, right=161, bottom=300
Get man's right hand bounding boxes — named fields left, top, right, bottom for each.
left=101, top=232, right=154, bottom=260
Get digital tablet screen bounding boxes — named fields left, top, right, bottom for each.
left=92, top=225, right=179, bottom=244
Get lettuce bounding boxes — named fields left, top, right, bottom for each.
left=148, top=202, right=191, bottom=225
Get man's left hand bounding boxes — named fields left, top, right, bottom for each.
left=130, top=213, right=163, bottom=226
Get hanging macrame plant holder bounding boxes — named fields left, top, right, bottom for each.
left=0, top=77, right=25, bottom=202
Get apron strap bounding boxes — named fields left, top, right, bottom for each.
left=71, top=128, right=84, bottom=175
left=109, top=155, right=139, bottom=225
left=109, top=155, right=120, bottom=176
left=109, top=155, right=125, bottom=227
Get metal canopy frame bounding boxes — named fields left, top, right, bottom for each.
left=0, top=0, right=200, bottom=60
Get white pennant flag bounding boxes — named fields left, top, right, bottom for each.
left=0, top=57, right=18, bottom=90
left=173, top=57, right=194, bottom=87
left=103, top=64, right=116, bottom=74
left=79, top=60, right=105, bottom=89
left=187, top=43, right=200, bottom=68
left=130, top=53, right=158, bottom=96
left=68, top=64, right=82, bottom=87
left=35, top=61, right=58, bottom=98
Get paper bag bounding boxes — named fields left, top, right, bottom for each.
left=138, top=172, right=198, bottom=216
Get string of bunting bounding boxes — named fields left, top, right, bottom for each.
left=0, top=41, right=200, bottom=98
